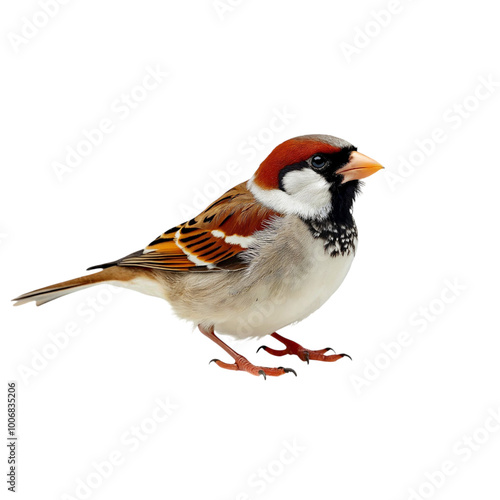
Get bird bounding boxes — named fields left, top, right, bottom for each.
left=13, top=134, right=383, bottom=378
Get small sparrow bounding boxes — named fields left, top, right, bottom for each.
left=13, top=134, right=383, bottom=378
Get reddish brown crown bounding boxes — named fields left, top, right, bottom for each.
left=253, top=137, right=341, bottom=190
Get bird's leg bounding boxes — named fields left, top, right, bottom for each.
left=257, top=332, right=351, bottom=364
left=199, top=326, right=296, bottom=379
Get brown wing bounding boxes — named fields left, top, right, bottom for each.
left=107, top=182, right=279, bottom=272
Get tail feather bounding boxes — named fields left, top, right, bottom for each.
left=12, top=267, right=131, bottom=307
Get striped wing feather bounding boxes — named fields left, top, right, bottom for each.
left=116, top=182, right=278, bottom=272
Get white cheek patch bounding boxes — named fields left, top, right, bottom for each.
left=282, top=169, right=331, bottom=206
left=248, top=169, right=332, bottom=219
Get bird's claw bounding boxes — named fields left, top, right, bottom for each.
left=257, top=332, right=350, bottom=364
left=209, top=355, right=297, bottom=378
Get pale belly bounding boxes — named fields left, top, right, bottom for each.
left=214, top=240, right=355, bottom=338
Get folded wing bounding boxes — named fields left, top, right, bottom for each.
left=89, top=182, right=279, bottom=272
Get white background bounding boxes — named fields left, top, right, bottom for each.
left=2, top=1, right=500, bottom=499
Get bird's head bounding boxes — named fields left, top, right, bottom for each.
left=248, top=134, right=383, bottom=220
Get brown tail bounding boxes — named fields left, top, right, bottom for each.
left=12, top=267, right=138, bottom=307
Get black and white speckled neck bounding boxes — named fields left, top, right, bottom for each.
left=304, top=217, right=358, bottom=257
left=303, top=180, right=360, bottom=257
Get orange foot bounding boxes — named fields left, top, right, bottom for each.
left=209, top=357, right=296, bottom=379
left=257, top=332, right=352, bottom=364
left=199, top=325, right=296, bottom=379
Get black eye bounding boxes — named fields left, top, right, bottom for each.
left=311, top=155, right=327, bottom=169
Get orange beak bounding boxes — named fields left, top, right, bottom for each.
left=336, top=151, right=384, bottom=184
